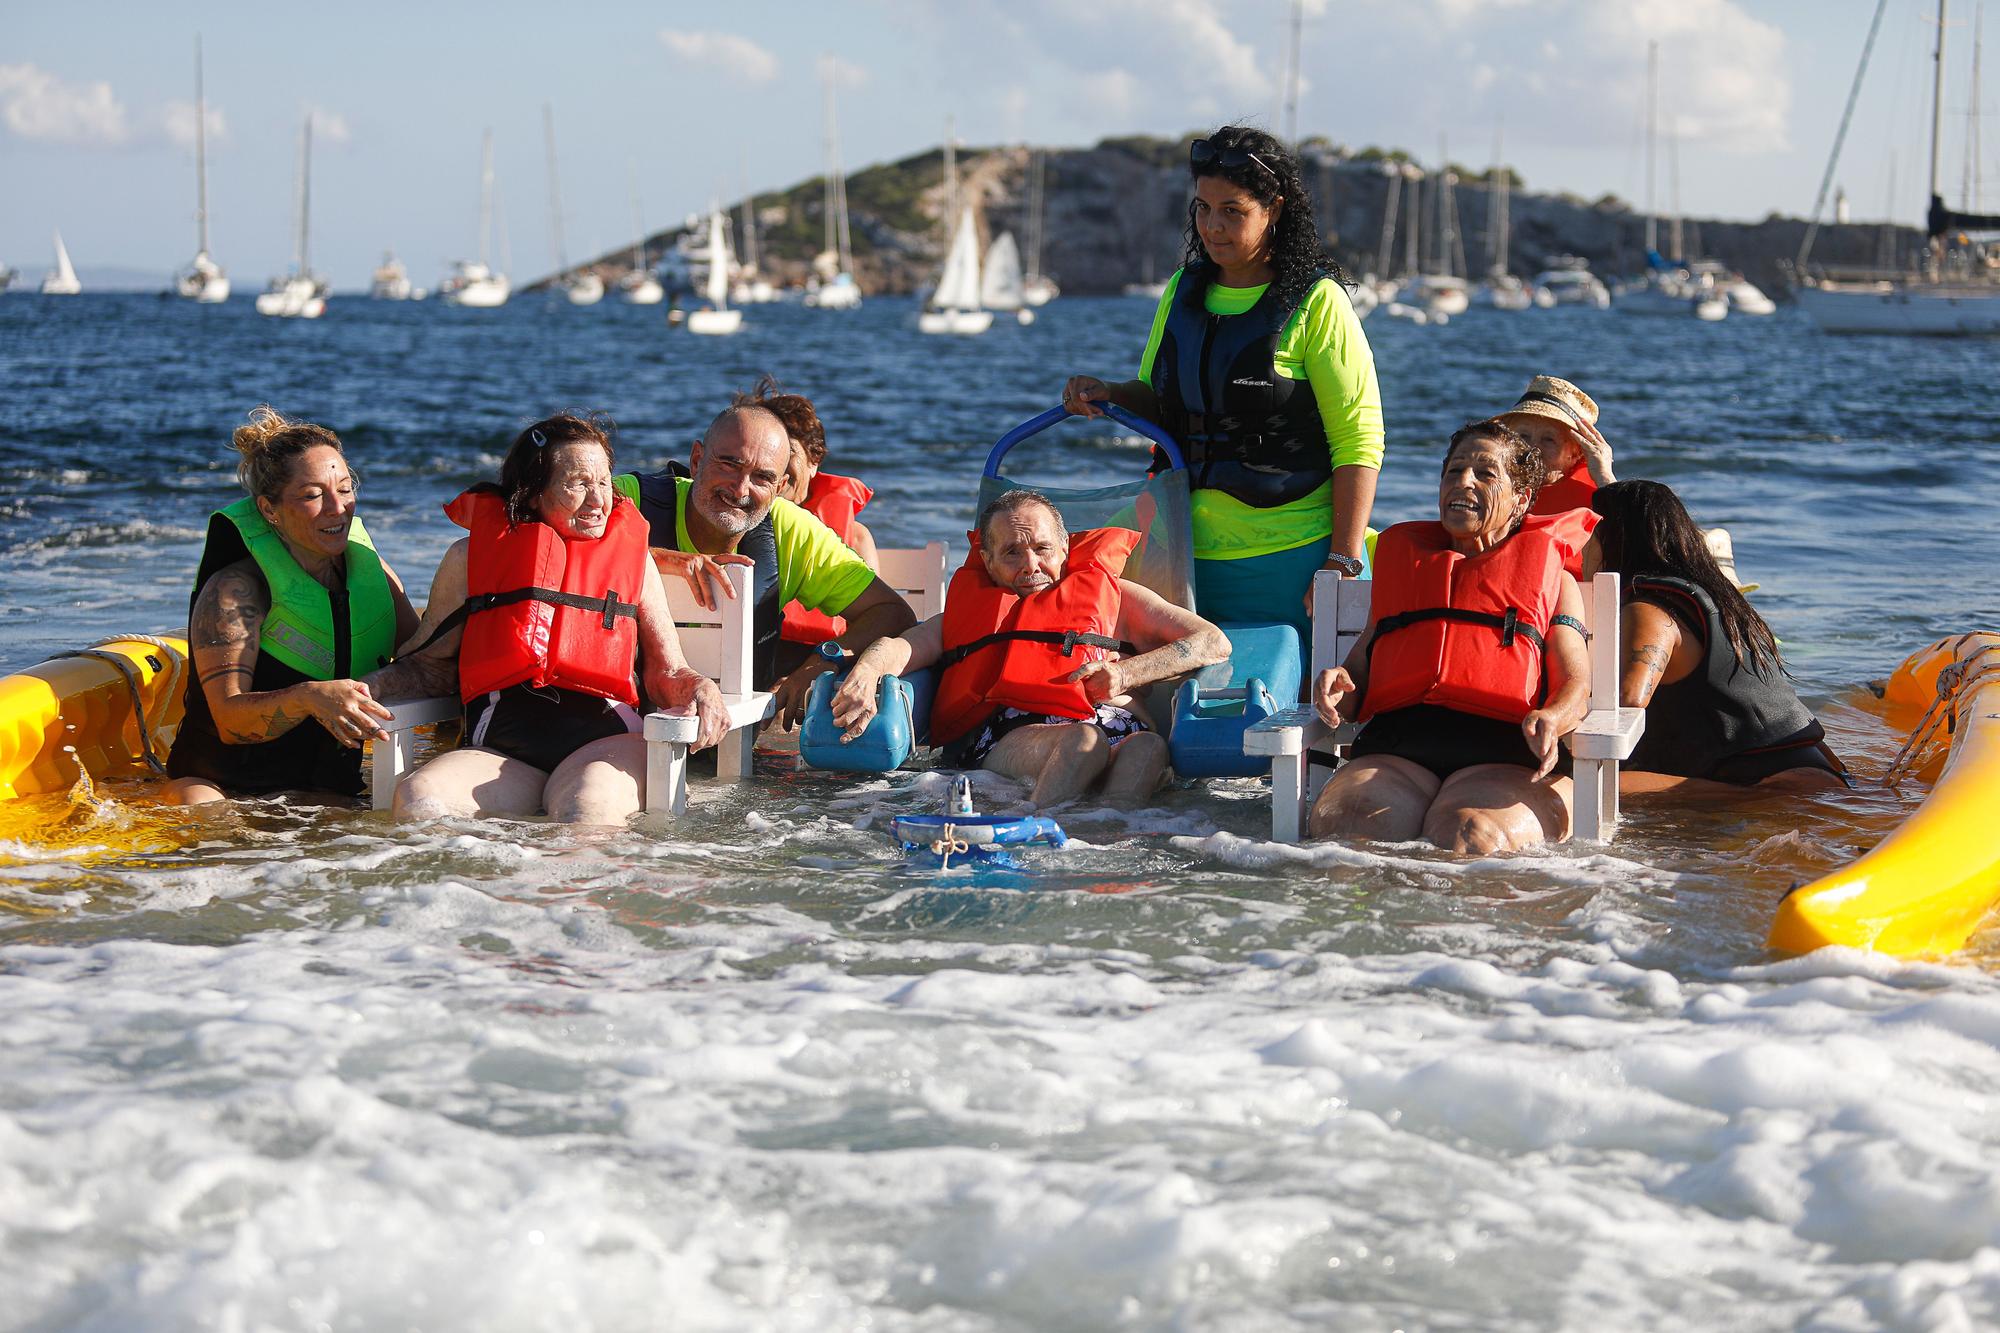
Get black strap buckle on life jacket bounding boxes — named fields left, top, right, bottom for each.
left=938, top=629, right=1138, bottom=669
left=397, top=586, right=639, bottom=660
left=1372, top=606, right=1546, bottom=653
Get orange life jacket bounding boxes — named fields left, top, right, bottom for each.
left=1532, top=459, right=1596, bottom=516
left=1360, top=520, right=1566, bottom=725
left=1523, top=504, right=1598, bottom=580
left=781, top=471, right=874, bottom=645
left=445, top=489, right=645, bottom=706
left=930, top=526, right=1141, bottom=745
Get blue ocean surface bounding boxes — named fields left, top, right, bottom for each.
left=1, top=292, right=1998, bottom=1329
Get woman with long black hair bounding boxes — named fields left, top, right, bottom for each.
left=1061, top=124, right=1382, bottom=634
left=1586, top=480, right=1846, bottom=790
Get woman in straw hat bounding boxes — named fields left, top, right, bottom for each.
left=1496, top=375, right=1615, bottom=516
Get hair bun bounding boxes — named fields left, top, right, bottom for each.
left=231, top=405, right=292, bottom=459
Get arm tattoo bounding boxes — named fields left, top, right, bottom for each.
left=192, top=568, right=267, bottom=650
left=223, top=703, right=308, bottom=744
left=1629, top=643, right=1670, bottom=688
left=199, top=664, right=253, bottom=687
left=1169, top=638, right=1195, bottom=663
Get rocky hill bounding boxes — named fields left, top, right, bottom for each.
left=567, top=135, right=1915, bottom=299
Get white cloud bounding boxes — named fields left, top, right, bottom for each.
left=658, top=30, right=779, bottom=84
left=824, top=55, right=868, bottom=91
left=162, top=99, right=226, bottom=150
left=0, top=63, right=130, bottom=145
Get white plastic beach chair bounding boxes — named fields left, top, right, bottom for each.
left=370, top=562, right=776, bottom=815
left=1242, top=569, right=1644, bottom=844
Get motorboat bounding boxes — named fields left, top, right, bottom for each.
left=1533, top=259, right=1610, bottom=307
left=370, top=253, right=413, bottom=300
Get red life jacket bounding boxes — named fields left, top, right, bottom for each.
left=1525, top=505, right=1598, bottom=580
left=930, top=526, right=1141, bottom=745
left=781, top=471, right=874, bottom=645
left=1360, top=519, right=1566, bottom=725
left=445, top=489, right=645, bottom=706
left=1532, top=459, right=1596, bottom=516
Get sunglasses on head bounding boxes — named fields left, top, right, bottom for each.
left=1190, top=138, right=1280, bottom=185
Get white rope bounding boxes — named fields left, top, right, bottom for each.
left=930, top=822, right=970, bottom=870
left=1883, top=637, right=2000, bottom=786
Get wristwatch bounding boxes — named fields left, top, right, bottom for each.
left=1322, top=552, right=1365, bottom=578
left=816, top=640, right=847, bottom=663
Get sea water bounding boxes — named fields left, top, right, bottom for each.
left=2, top=294, right=1998, bottom=1330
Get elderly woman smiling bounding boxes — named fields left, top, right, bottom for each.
left=377, top=414, right=728, bottom=823
left=1308, top=420, right=1592, bottom=853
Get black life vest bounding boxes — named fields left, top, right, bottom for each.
left=1625, top=576, right=1822, bottom=780
left=628, top=465, right=783, bottom=689
left=1151, top=263, right=1332, bottom=507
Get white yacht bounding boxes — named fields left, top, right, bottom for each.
left=807, top=64, right=864, bottom=311
left=619, top=172, right=665, bottom=305
left=1795, top=0, right=2000, bottom=334
left=41, top=232, right=81, bottom=295
left=686, top=208, right=742, bottom=335
left=174, top=37, right=229, bottom=303
left=370, top=253, right=413, bottom=300
left=441, top=132, right=510, bottom=308
left=1533, top=259, right=1611, bottom=308
left=256, top=115, right=328, bottom=318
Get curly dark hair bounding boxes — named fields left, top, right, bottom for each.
left=494, top=412, right=616, bottom=526
left=1180, top=124, right=1346, bottom=314
left=1442, top=419, right=1544, bottom=531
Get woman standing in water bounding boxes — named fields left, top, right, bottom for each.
left=1061, top=124, right=1382, bottom=634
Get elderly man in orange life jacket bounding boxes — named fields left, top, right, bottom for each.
left=830, top=490, right=1231, bottom=809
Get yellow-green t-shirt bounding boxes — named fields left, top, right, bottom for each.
left=1137, top=270, right=1384, bottom=560
left=613, top=474, right=877, bottom=616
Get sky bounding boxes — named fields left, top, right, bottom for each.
left=0, top=0, right=1970, bottom=288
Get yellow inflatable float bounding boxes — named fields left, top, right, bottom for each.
left=0, top=634, right=188, bottom=801
left=1770, top=633, right=2000, bottom=957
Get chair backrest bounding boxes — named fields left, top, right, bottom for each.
left=1308, top=571, right=1373, bottom=675
left=661, top=562, right=755, bottom=694
left=1581, top=571, right=1622, bottom=711
left=874, top=541, right=950, bottom=622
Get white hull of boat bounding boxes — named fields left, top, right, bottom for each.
left=564, top=274, right=605, bottom=306
left=1023, top=277, right=1057, bottom=307
left=1797, top=284, right=2000, bottom=335
left=1615, top=286, right=1697, bottom=317
left=444, top=275, right=510, bottom=308
left=918, top=308, right=994, bottom=335
left=371, top=278, right=413, bottom=300
left=256, top=277, right=327, bottom=319
left=619, top=275, right=664, bottom=305
left=687, top=306, right=743, bottom=335
left=40, top=276, right=81, bottom=296
left=806, top=279, right=862, bottom=309
left=1346, top=283, right=1379, bottom=320
left=177, top=255, right=230, bottom=303
left=1727, top=281, right=1777, bottom=316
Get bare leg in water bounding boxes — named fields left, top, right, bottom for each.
left=981, top=722, right=1168, bottom=809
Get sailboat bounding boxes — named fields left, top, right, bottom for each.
left=1796, top=0, right=2000, bottom=334
left=543, top=105, right=602, bottom=306
left=619, top=166, right=664, bottom=305
left=806, top=58, right=862, bottom=310
left=440, top=132, right=511, bottom=308
left=1474, top=134, right=1543, bottom=311
left=255, top=115, right=328, bottom=318
left=1022, top=149, right=1057, bottom=307
left=174, top=36, right=229, bottom=303
left=981, top=231, right=1033, bottom=324
left=920, top=205, right=994, bottom=334
left=1401, top=144, right=1470, bottom=318
left=40, top=232, right=81, bottom=295
left=0, top=262, right=15, bottom=293
left=370, top=252, right=413, bottom=300
left=729, top=187, right=778, bottom=304
left=686, top=208, right=742, bottom=335
left=1615, top=43, right=1726, bottom=320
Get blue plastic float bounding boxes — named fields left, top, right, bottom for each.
left=892, top=777, right=1067, bottom=869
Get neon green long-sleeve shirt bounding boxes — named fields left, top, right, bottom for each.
left=1137, top=269, right=1384, bottom=559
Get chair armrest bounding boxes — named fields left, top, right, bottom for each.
left=369, top=696, right=459, bottom=811
left=1565, top=707, right=1646, bottom=761
left=382, top=697, right=459, bottom=729
left=1244, top=705, right=1334, bottom=757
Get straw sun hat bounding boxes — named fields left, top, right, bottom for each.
left=1498, top=375, right=1598, bottom=436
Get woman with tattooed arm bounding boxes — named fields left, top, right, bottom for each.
left=166, top=408, right=420, bottom=804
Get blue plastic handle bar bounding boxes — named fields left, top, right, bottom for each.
left=982, top=402, right=1188, bottom=478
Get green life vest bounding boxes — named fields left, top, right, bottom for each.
left=192, top=496, right=399, bottom=680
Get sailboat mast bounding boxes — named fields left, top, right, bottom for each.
left=1645, top=41, right=1659, bottom=254
left=292, top=116, right=311, bottom=275
left=1932, top=0, right=1951, bottom=208
left=544, top=103, right=569, bottom=272
left=630, top=160, right=646, bottom=271
left=479, top=131, right=495, bottom=269
left=1283, top=0, right=1303, bottom=146
left=1025, top=150, right=1044, bottom=284
left=822, top=63, right=838, bottom=260
left=194, top=37, right=209, bottom=256
left=943, top=116, right=957, bottom=229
